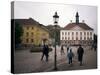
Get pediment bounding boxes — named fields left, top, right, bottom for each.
left=70, top=25, right=85, bottom=30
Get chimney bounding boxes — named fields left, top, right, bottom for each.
left=82, top=20, right=85, bottom=23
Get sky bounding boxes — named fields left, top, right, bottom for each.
left=13, top=1, right=97, bottom=34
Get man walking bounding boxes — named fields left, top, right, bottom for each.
left=77, top=45, right=84, bottom=66
left=41, top=44, right=49, bottom=62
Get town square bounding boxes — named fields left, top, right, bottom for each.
left=11, top=1, right=97, bottom=73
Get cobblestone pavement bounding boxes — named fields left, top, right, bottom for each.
left=14, top=46, right=97, bottom=73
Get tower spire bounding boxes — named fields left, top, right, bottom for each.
left=76, top=12, right=79, bottom=24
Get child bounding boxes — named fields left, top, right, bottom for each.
left=67, top=49, right=74, bottom=64
left=61, top=45, right=65, bottom=55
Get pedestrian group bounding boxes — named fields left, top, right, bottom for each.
left=41, top=44, right=84, bottom=66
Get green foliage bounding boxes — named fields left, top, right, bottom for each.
left=15, top=22, right=23, bottom=45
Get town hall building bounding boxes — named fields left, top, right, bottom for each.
left=60, top=12, right=94, bottom=46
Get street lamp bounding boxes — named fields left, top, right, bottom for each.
left=53, top=12, right=59, bottom=70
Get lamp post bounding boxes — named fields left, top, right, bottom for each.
left=53, top=12, right=59, bottom=70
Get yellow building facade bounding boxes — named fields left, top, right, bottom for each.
left=21, top=25, right=50, bottom=46
left=15, top=18, right=50, bottom=46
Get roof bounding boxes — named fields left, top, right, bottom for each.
left=64, top=23, right=93, bottom=30
left=12, top=18, right=39, bottom=25
left=11, top=18, right=50, bottom=33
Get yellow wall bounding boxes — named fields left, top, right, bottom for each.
left=21, top=25, right=49, bottom=46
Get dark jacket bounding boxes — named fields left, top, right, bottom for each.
left=77, top=46, right=84, bottom=61
left=61, top=46, right=64, bottom=50
left=67, top=51, right=74, bottom=59
left=43, top=45, right=49, bottom=56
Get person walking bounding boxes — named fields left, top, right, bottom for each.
left=67, top=46, right=70, bottom=53
left=67, top=49, right=74, bottom=64
left=61, top=45, right=65, bottom=55
left=41, top=44, right=49, bottom=62
left=94, top=43, right=97, bottom=51
left=77, top=45, right=84, bottom=66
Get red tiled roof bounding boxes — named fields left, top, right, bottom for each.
left=64, top=23, right=93, bottom=30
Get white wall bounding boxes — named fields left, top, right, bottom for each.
left=60, top=30, right=94, bottom=40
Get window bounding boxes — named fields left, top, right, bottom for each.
left=31, top=39, right=34, bottom=43
left=87, top=37, right=89, bottom=40
left=72, top=32, right=74, bottom=35
left=90, top=37, right=92, bottom=40
left=76, top=32, right=78, bottom=38
left=84, top=32, right=86, bottom=35
left=31, top=32, right=34, bottom=37
left=68, top=32, right=70, bottom=35
left=84, top=37, right=86, bottom=40
left=87, top=32, right=89, bottom=37
left=62, top=37, right=64, bottom=40
left=65, top=37, right=67, bottom=40
left=71, top=41, right=73, bottom=44
left=80, top=32, right=82, bottom=35
left=87, top=32, right=89, bottom=35
left=90, top=32, right=92, bottom=35
left=26, top=32, right=29, bottom=37
left=65, top=32, right=67, bottom=35
left=76, top=32, right=78, bottom=35
left=26, top=27, right=29, bottom=30
left=76, top=37, right=78, bottom=40
left=32, top=27, right=34, bottom=30
left=26, top=39, right=29, bottom=43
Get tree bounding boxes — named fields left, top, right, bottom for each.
left=15, top=22, right=23, bottom=46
